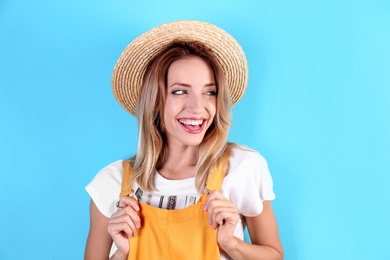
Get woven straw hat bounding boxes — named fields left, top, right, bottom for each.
left=112, top=20, right=248, bottom=115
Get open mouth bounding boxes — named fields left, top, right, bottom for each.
left=178, top=119, right=205, bottom=133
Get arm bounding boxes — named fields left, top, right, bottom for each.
left=84, top=197, right=141, bottom=260
left=84, top=200, right=113, bottom=260
left=221, top=201, right=283, bottom=260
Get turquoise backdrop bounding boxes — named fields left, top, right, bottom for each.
left=1, top=0, right=389, bottom=259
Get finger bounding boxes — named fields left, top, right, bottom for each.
left=111, top=207, right=141, bottom=228
left=109, top=213, right=140, bottom=236
left=208, top=207, right=231, bottom=229
left=204, top=190, right=226, bottom=211
left=117, top=196, right=139, bottom=210
left=108, top=220, right=137, bottom=238
left=207, top=201, right=237, bottom=228
left=206, top=197, right=229, bottom=224
left=117, top=196, right=140, bottom=211
left=208, top=190, right=225, bottom=199
left=206, top=198, right=235, bottom=218
left=214, top=210, right=238, bottom=225
left=211, top=209, right=238, bottom=229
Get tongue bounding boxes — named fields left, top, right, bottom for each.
left=184, top=124, right=201, bottom=131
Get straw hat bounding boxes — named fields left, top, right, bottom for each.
left=112, top=20, right=248, bottom=115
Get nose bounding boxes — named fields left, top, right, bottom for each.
left=186, top=94, right=203, bottom=114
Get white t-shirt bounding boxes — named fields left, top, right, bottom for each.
left=86, top=145, right=276, bottom=259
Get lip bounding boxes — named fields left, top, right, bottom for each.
left=177, top=118, right=207, bottom=134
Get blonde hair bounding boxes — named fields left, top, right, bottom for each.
left=132, top=41, right=232, bottom=192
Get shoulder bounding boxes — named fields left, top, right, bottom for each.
left=229, top=145, right=269, bottom=174
left=222, top=145, right=275, bottom=216
left=85, top=160, right=125, bottom=218
left=87, top=160, right=125, bottom=188
left=94, top=160, right=124, bottom=180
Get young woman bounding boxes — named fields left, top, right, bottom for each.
left=85, top=20, right=283, bottom=260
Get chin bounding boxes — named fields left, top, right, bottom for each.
left=181, top=136, right=206, bottom=147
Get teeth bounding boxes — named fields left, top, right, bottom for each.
left=179, top=119, right=203, bottom=126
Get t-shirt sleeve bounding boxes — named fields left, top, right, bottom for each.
left=222, top=147, right=276, bottom=217
left=85, top=160, right=124, bottom=218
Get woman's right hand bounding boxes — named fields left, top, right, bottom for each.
left=107, top=196, right=141, bottom=256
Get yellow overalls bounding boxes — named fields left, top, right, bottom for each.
left=119, top=157, right=229, bottom=260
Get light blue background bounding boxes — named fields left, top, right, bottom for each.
left=1, top=0, right=389, bottom=259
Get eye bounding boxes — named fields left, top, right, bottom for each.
left=206, top=90, right=217, bottom=96
left=171, top=90, right=187, bottom=95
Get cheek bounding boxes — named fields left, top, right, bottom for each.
left=209, top=100, right=217, bottom=117
left=162, top=108, right=171, bottom=128
left=164, top=99, right=177, bottom=117
left=163, top=100, right=178, bottom=126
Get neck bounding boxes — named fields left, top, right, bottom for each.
left=159, top=144, right=197, bottom=180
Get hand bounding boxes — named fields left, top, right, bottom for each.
left=204, top=190, right=239, bottom=249
left=107, top=196, right=141, bottom=256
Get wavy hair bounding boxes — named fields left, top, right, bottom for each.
left=132, top=41, right=232, bottom=192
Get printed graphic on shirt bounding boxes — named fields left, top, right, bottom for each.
left=166, top=196, right=177, bottom=210
left=158, top=196, right=164, bottom=208
left=185, top=196, right=197, bottom=208
left=135, top=188, right=143, bottom=202
left=133, top=186, right=200, bottom=210
left=146, top=194, right=152, bottom=205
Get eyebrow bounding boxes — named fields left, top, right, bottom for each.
left=168, top=82, right=216, bottom=88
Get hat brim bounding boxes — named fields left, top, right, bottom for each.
left=112, top=20, right=248, bottom=115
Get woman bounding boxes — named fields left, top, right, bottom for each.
left=85, top=20, right=283, bottom=260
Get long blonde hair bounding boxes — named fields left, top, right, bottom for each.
left=132, top=41, right=232, bottom=192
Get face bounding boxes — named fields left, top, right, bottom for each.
left=163, top=56, right=217, bottom=148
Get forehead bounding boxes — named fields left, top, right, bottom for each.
left=167, top=56, right=215, bottom=83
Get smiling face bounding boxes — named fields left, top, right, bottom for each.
left=163, top=55, right=217, bottom=148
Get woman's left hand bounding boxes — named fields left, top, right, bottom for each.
left=204, top=190, right=239, bottom=249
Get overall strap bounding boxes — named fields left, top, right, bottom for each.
left=120, top=145, right=232, bottom=196
left=205, top=146, right=232, bottom=192
left=119, top=160, right=134, bottom=197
